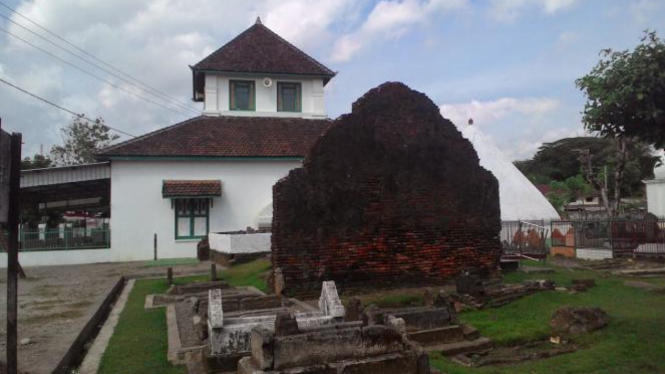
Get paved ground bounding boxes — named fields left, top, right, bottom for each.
left=0, top=260, right=210, bottom=374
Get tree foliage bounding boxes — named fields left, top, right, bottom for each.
left=576, top=30, right=665, bottom=148
left=50, top=116, right=119, bottom=166
left=21, top=154, right=52, bottom=170
left=515, top=137, right=658, bottom=195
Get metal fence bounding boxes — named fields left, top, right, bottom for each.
left=550, top=219, right=665, bottom=257
left=500, top=220, right=549, bottom=259
left=1, top=228, right=111, bottom=252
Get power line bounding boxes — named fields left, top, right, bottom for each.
left=0, top=12, right=199, bottom=115
left=0, top=26, right=193, bottom=118
left=0, top=1, right=199, bottom=114
left=0, top=76, right=136, bottom=138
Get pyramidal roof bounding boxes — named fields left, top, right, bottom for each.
left=192, top=17, right=335, bottom=81
left=461, top=124, right=561, bottom=221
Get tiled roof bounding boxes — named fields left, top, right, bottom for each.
left=192, top=19, right=335, bottom=80
left=162, top=180, right=221, bottom=198
left=98, top=116, right=332, bottom=158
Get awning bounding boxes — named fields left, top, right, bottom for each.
left=162, top=180, right=222, bottom=198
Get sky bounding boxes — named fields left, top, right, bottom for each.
left=0, top=0, right=663, bottom=161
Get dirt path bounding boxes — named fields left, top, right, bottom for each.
left=0, top=260, right=210, bottom=374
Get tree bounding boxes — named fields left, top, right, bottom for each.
left=515, top=137, right=658, bottom=194
left=21, top=154, right=52, bottom=170
left=576, top=30, right=665, bottom=149
left=50, top=116, right=119, bottom=166
left=575, top=31, right=665, bottom=216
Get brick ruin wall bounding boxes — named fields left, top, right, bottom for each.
left=272, top=82, right=502, bottom=295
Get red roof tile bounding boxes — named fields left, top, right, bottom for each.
left=162, top=180, right=221, bottom=198
left=98, top=116, right=332, bottom=158
left=192, top=20, right=335, bottom=80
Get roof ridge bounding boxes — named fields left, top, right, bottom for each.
left=98, top=115, right=204, bottom=155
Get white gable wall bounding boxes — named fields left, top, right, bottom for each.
left=203, top=73, right=326, bottom=118
left=109, top=159, right=300, bottom=262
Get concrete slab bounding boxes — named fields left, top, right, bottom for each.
left=78, top=279, right=134, bottom=374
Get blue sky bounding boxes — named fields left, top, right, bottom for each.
left=0, top=0, right=663, bottom=160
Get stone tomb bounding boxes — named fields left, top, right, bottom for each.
left=206, top=281, right=348, bottom=372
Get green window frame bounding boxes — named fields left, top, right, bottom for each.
left=229, top=80, right=255, bottom=111
left=174, top=198, right=210, bottom=239
left=277, top=82, right=301, bottom=112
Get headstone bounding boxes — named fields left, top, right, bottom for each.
left=423, top=289, right=434, bottom=307
left=319, top=281, right=345, bottom=318
left=208, top=289, right=224, bottom=329
left=455, top=271, right=485, bottom=297
left=273, top=268, right=285, bottom=297
left=274, top=312, right=299, bottom=336
left=211, top=263, right=217, bottom=281
left=344, top=297, right=364, bottom=322
left=167, top=267, right=173, bottom=285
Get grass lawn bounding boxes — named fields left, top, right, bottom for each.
left=430, top=264, right=665, bottom=374
left=218, top=258, right=271, bottom=293
left=141, top=258, right=199, bottom=268
left=97, top=259, right=270, bottom=373
left=97, top=277, right=188, bottom=374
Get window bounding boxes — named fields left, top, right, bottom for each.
left=175, top=198, right=209, bottom=239
left=277, top=82, right=301, bottom=112
left=230, top=80, right=255, bottom=111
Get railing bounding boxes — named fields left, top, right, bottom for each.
left=550, top=219, right=665, bottom=257
left=500, top=220, right=548, bottom=259
left=1, top=228, right=111, bottom=252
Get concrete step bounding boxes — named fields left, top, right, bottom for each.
left=408, top=325, right=464, bottom=345
left=460, top=324, right=480, bottom=340
left=424, top=337, right=493, bottom=356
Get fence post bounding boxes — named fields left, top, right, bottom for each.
left=5, top=131, right=21, bottom=374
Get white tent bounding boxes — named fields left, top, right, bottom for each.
left=460, top=124, right=560, bottom=221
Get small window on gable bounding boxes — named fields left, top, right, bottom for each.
left=230, top=80, right=255, bottom=111
left=277, top=82, right=301, bottom=112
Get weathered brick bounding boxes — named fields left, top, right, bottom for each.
left=272, top=82, right=501, bottom=295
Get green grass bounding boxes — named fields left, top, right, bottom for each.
left=141, top=258, right=199, bottom=268
left=98, top=278, right=186, bottom=374
left=218, top=258, right=271, bottom=292
left=430, top=265, right=665, bottom=374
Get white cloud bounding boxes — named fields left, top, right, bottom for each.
left=630, top=0, right=662, bottom=25
left=439, top=97, right=560, bottom=128
left=488, top=0, right=581, bottom=23
left=331, top=0, right=468, bottom=62
left=264, top=0, right=359, bottom=50
left=0, top=0, right=359, bottom=153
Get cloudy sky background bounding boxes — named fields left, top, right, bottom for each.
left=0, top=0, right=663, bottom=160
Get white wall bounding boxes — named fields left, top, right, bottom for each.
left=646, top=180, right=665, bottom=217
left=109, top=160, right=300, bottom=262
left=204, top=74, right=326, bottom=118
left=0, top=249, right=111, bottom=268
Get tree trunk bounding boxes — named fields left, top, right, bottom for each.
left=612, top=137, right=628, bottom=217
left=576, top=148, right=613, bottom=216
